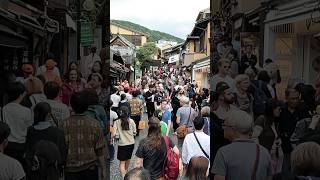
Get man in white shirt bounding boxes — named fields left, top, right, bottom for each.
left=124, top=88, right=133, bottom=100
left=182, top=115, right=210, bottom=165
left=211, top=58, right=235, bottom=92
left=44, top=81, right=70, bottom=126
left=0, top=122, right=25, bottom=180
left=1, top=82, right=33, bottom=166
left=111, top=86, right=121, bottom=113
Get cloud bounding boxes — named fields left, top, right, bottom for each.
left=110, top=0, right=209, bottom=39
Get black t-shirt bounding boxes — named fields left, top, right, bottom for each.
left=144, top=91, right=154, bottom=104
left=154, top=92, right=164, bottom=106
left=136, top=137, right=174, bottom=179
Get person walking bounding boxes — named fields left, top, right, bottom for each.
left=176, top=96, right=198, bottom=150
left=212, top=110, right=274, bottom=180
left=25, top=102, right=67, bottom=180
left=291, top=142, right=320, bottom=179
left=111, top=86, right=121, bottom=113
left=112, top=106, right=136, bottom=178
left=182, top=115, right=210, bottom=166
left=44, top=81, right=70, bottom=126
left=0, top=122, right=26, bottom=180
left=60, top=69, right=86, bottom=107
left=252, top=99, right=284, bottom=176
left=144, top=84, right=156, bottom=119
left=1, top=82, right=33, bottom=169
left=129, top=90, right=143, bottom=137
left=61, top=92, right=107, bottom=180
left=211, top=59, right=235, bottom=92
left=234, top=74, right=253, bottom=115
left=20, top=77, right=47, bottom=109
left=184, top=156, right=210, bottom=180
left=135, top=117, right=180, bottom=180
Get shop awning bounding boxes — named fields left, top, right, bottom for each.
left=0, top=24, right=28, bottom=48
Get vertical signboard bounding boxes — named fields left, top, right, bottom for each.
left=81, top=21, right=94, bottom=46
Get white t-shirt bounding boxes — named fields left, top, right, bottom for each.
left=211, top=74, right=235, bottom=92
left=182, top=131, right=210, bottom=165
left=111, top=94, right=121, bottom=107
left=0, top=153, right=25, bottom=180
left=1, top=103, right=33, bottom=143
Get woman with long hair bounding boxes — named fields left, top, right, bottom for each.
left=112, top=106, right=136, bottom=178
left=25, top=102, right=67, bottom=180
left=135, top=117, right=179, bottom=180
left=252, top=99, right=284, bottom=174
left=60, top=69, right=86, bottom=106
left=185, top=156, right=209, bottom=180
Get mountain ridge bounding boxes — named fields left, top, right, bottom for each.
left=111, top=20, right=184, bottom=43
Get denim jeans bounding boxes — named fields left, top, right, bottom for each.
left=107, top=144, right=115, bottom=163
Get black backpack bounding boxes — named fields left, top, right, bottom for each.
left=25, top=140, right=62, bottom=180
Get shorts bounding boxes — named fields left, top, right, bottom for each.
left=117, top=144, right=134, bottom=161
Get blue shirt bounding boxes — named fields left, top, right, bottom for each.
left=161, top=110, right=171, bottom=124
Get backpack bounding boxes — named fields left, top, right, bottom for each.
left=25, top=140, right=62, bottom=180
left=85, top=106, right=108, bottom=138
left=163, top=136, right=179, bottom=180
left=252, top=81, right=268, bottom=114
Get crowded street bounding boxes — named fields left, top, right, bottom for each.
left=1, top=0, right=320, bottom=180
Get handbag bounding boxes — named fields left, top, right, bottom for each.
left=138, top=120, right=145, bottom=130
left=176, top=108, right=192, bottom=139
left=193, top=132, right=209, bottom=158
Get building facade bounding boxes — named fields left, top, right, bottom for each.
left=110, top=21, right=148, bottom=47
left=183, top=8, right=211, bottom=89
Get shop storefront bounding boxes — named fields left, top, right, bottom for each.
left=192, top=57, right=210, bottom=89
left=264, top=0, right=320, bottom=98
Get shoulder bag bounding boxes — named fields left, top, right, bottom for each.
left=193, top=132, right=209, bottom=158
left=176, top=108, right=191, bottom=139
left=251, top=144, right=260, bottom=180
left=1, top=107, right=4, bottom=122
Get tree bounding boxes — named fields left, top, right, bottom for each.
left=136, top=42, right=157, bottom=73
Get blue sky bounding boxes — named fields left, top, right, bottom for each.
left=111, top=0, right=210, bottom=40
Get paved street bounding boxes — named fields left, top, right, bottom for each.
left=110, top=112, right=182, bottom=180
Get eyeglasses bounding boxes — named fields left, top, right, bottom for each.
left=224, top=66, right=231, bottom=69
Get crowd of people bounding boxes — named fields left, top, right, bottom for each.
left=208, top=42, right=320, bottom=180
left=0, top=48, right=110, bottom=180
left=110, top=66, right=211, bottom=180
left=1, top=42, right=320, bottom=180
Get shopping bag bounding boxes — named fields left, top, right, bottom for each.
left=138, top=120, right=145, bottom=130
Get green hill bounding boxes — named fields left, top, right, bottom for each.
left=111, top=20, right=184, bottom=43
